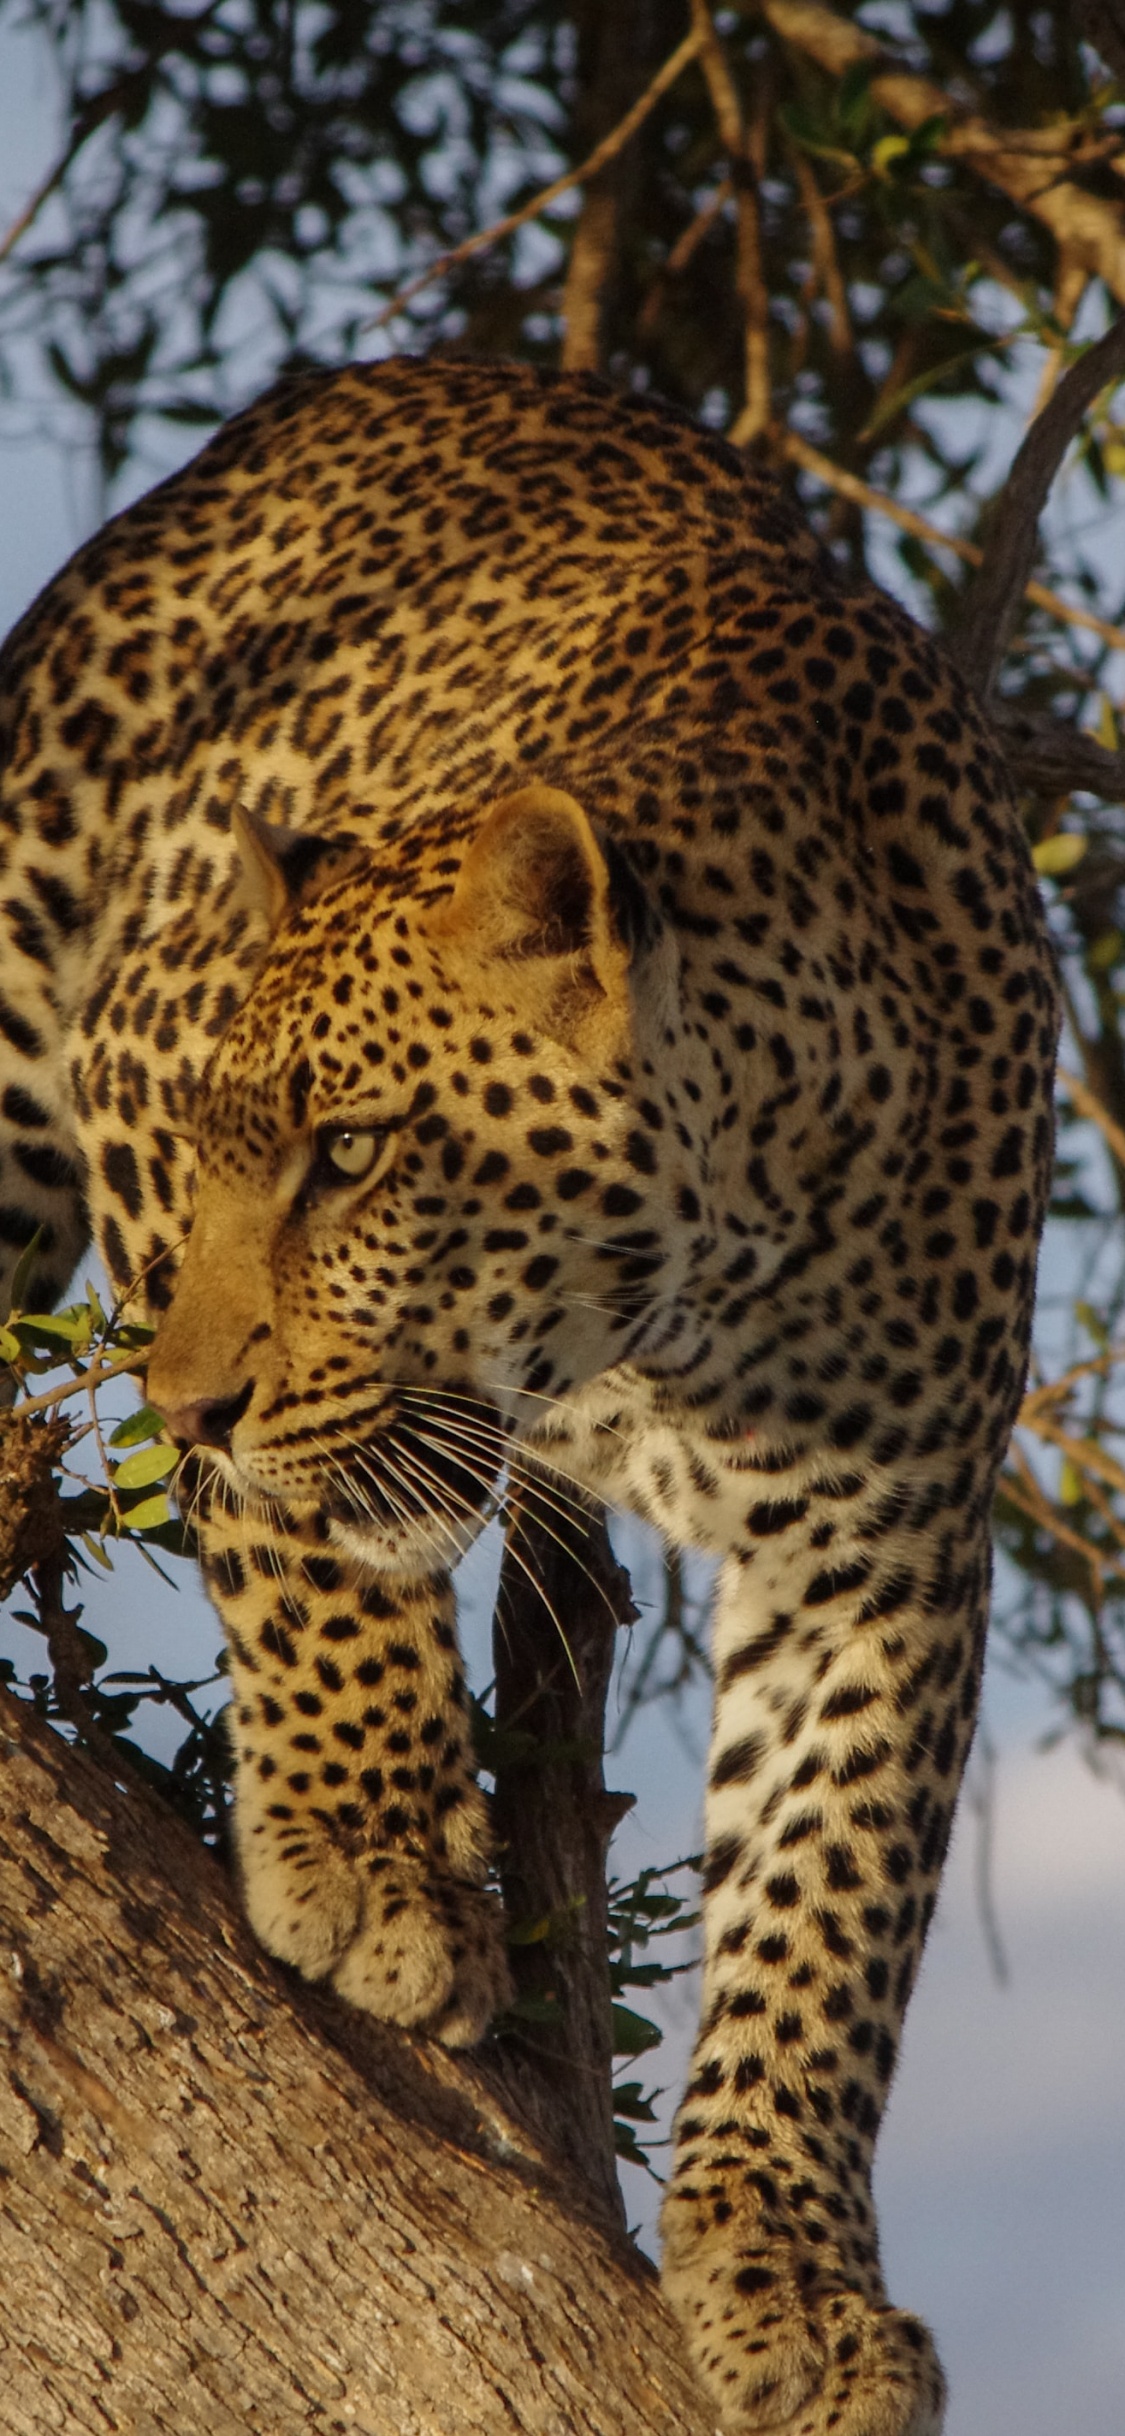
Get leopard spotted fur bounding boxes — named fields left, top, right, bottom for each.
left=0, top=358, right=1058, bottom=2433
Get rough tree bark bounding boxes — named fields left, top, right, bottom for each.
left=0, top=1684, right=714, bottom=2436
left=491, top=1498, right=638, bottom=2228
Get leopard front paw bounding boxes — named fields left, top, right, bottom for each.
left=237, top=1819, right=512, bottom=2043
left=662, top=2220, right=945, bottom=2435
left=331, top=1853, right=514, bottom=2046
left=240, top=1822, right=365, bottom=1982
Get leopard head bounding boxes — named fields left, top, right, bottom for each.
left=146, top=784, right=700, bottom=1570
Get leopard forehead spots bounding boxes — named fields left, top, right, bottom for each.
left=0, top=356, right=1057, bottom=2436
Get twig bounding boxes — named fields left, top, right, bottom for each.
left=366, top=24, right=706, bottom=333
left=0, top=149, right=71, bottom=268
left=1057, top=1063, right=1125, bottom=1173
left=692, top=1, right=771, bottom=446
left=9, top=1349, right=142, bottom=1424
left=1004, top=1445, right=1110, bottom=1596
left=781, top=426, right=1125, bottom=658
left=1025, top=1413, right=1125, bottom=1502
left=789, top=145, right=851, bottom=356
left=0, top=73, right=141, bottom=268
left=954, top=315, right=1125, bottom=693
left=561, top=187, right=619, bottom=373
left=638, top=178, right=733, bottom=336
left=966, top=1725, right=1009, bottom=1986
left=1020, top=1345, right=1125, bottom=1423
left=86, top=1360, right=123, bottom=1530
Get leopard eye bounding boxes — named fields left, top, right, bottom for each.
left=320, top=1127, right=381, bottom=1181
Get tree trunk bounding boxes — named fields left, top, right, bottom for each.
left=0, top=1688, right=711, bottom=2436
left=492, top=1497, right=638, bottom=2229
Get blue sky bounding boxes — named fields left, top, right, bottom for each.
left=0, top=18, right=1123, bottom=2433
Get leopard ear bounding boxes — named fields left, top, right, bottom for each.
left=426, top=786, right=637, bottom=1000
left=230, top=804, right=361, bottom=932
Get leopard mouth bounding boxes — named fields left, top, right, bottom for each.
left=258, top=1389, right=508, bottom=1536
left=321, top=1420, right=502, bottom=1532
left=184, top=1388, right=508, bottom=1547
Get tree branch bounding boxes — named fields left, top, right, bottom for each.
left=782, top=431, right=1125, bottom=803
left=986, top=700, right=1125, bottom=805
left=369, top=24, right=706, bottom=334
left=1057, top=1063, right=1125, bottom=1177
left=954, top=315, right=1125, bottom=692
left=0, top=1685, right=712, bottom=2436
left=692, top=1, right=772, bottom=446
left=561, top=4, right=654, bottom=375
left=491, top=1499, right=637, bottom=2225
left=0, top=72, right=146, bottom=268
left=764, top=0, right=1125, bottom=306
left=781, top=426, right=1125, bottom=658
left=789, top=144, right=852, bottom=358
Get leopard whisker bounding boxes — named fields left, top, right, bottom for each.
left=396, top=1421, right=611, bottom=1646
left=394, top=1392, right=595, bottom=1530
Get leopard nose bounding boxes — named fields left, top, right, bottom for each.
left=157, top=1379, right=255, bottom=1451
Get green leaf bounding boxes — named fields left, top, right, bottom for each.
left=15, top=1307, right=92, bottom=1350
left=506, top=1895, right=584, bottom=1948
left=0, top=1324, right=21, bottom=1363
left=611, top=2003, right=662, bottom=2057
left=114, top=1443, right=178, bottom=1490
left=79, top=1534, right=116, bottom=1572
left=613, top=2119, right=657, bottom=2169
left=777, top=102, right=857, bottom=169
left=495, top=1994, right=561, bottom=2029
left=109, top=1403, right=166, bottom=1449
left=1088, top=929, right=1122, bottom=974
left=861, top=335, right=1001, bottom=441
left=837, top=59, right=877, bottom=136
left=611, top=2079, right=659, bottom=2123
left=120, top=1492, right=174, bottom=1532
left=908, top=113, right=949, bottom=157
left=507, top=1911, right=555, bottom=1947
left=7, top=1228, right=44, bottom=1316
left=1059, top=1457, right=1084, bottom=1506
left=871, top=133, right=912, bottom=177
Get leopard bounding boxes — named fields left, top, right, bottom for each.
left=0, top=354, right=1058, bottom=2434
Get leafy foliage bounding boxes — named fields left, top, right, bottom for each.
left=0, top=1264, right=232, bottom=1846
left=606, top=1862, right=700, bottom=2170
